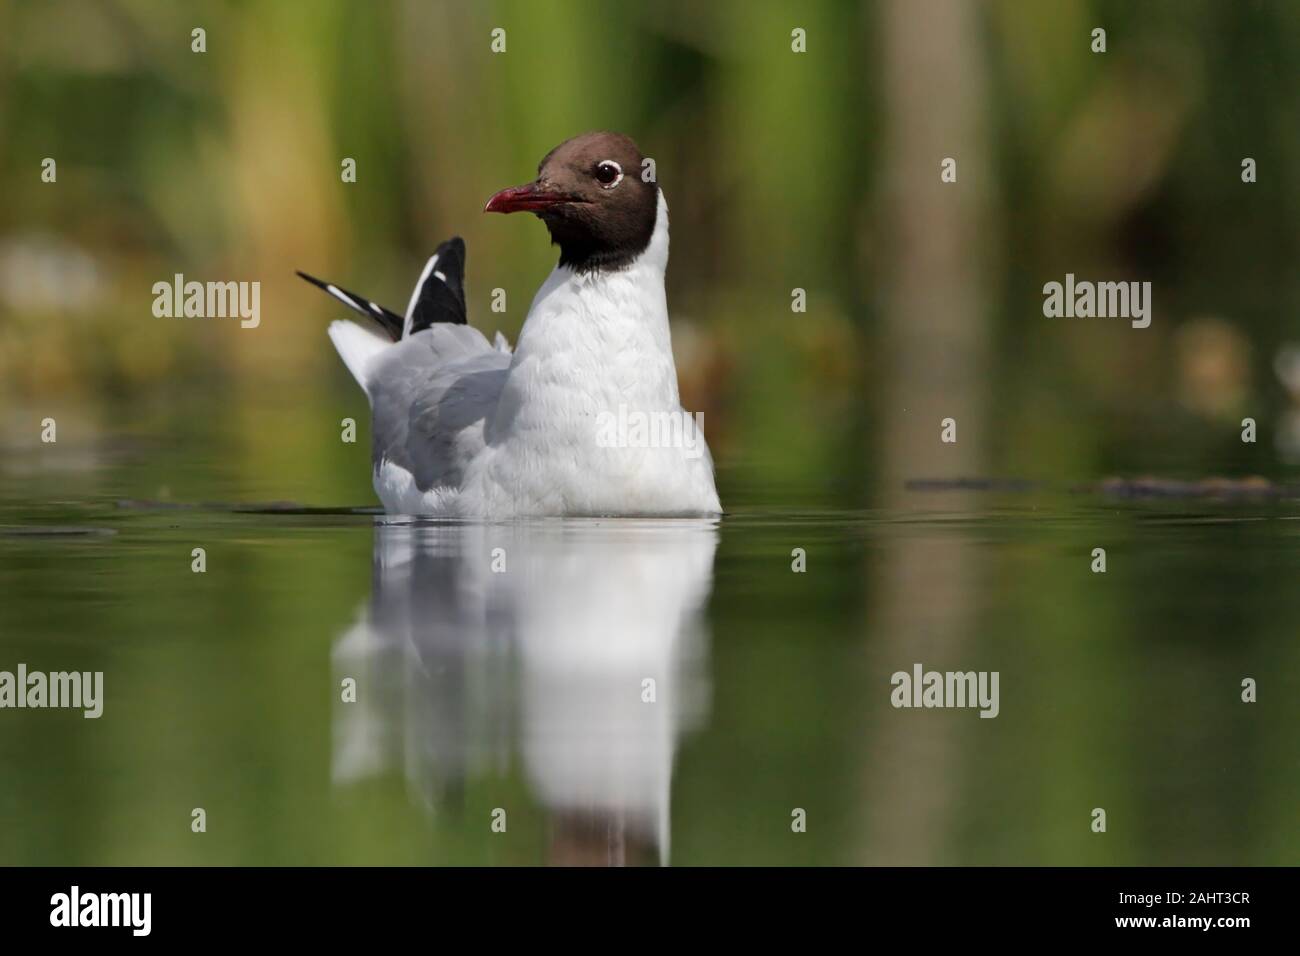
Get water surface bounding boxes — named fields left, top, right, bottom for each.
left=0, top=472, right=1296, bottom=865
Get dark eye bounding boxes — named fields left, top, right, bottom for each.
left=594, top=160, right=623, bottom=187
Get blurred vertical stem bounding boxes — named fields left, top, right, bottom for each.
left=860, top=0, right=996, bottom=864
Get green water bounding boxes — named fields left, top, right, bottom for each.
left=0, top=465, right=1296, bottom=866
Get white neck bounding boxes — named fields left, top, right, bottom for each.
left=507, top=191, right=680, bottom=408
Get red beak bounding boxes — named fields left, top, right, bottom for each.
left=484, top=182, right=574, bottom=214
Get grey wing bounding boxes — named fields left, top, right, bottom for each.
left=368, top=325, right=511, bottom=491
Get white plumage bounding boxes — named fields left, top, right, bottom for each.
left=329, top=193, right=722, bottom=518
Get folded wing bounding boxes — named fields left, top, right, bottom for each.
left=369, top=325, right=510, bottom=491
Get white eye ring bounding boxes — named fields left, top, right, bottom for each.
left=595, top=160, right=623, bottom=189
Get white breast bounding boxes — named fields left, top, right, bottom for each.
left=458, top=193, right=721, bottom=517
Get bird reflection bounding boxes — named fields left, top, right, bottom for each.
left=332, top=518, right=718, bottom=865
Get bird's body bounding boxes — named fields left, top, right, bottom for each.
left=302, top=133, right=720, bottom=518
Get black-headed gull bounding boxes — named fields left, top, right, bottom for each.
left=299, top=131, right=721, bottom=517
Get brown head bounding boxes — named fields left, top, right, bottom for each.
left=484, top=131, right=659, bottom=273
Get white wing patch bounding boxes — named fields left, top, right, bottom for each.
left=402, top=253, right=441, bottom=338
left=326, top=284, right=364, bottom=311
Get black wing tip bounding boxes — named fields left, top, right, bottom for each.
left=432, top=238, right=466, bottom=284
left=296, top=268, right=403, bottom=341
left=433, top=237, right=466, bottom=275
left=408, top=238, right=469, bottom=331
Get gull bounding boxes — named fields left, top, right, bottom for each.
left=298, top=131, right=721, bottom=517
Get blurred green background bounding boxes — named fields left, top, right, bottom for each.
left=2, top=0, right=1297, bottom=504
left=0, top=1, right=1298, bottom=866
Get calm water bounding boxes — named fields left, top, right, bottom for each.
left=1, top=467, right=1297, bottom=866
